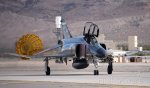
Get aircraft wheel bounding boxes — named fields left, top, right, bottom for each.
left=46, top=66, right=50, bottom=75
left=107, top=63, right=113, bottom=74
left=94, top=70, right=99, bottom=75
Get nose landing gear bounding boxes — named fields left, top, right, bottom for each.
left=94, top=70, right=99, bottom=75
left=93, top=58, right=99, bottom=75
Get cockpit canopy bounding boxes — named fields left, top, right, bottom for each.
left=83, top=22, right=99, bottom=37
left=83, top=22, right=99, bottom=44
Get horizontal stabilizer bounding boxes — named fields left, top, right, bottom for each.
left=4, top=53, right=32, bottom=59
left=43, top=53, right=74, bottom=59
left=34, top=45, right=62, bottom=56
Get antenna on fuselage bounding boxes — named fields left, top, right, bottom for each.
left=61, top=18, right=72, bottom=39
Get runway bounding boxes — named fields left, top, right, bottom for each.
left=0, top=59, right=150, bottom=88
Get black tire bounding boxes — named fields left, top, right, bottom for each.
left=94, top=70, right=96, bottom=75
left=46, top=66, right=50, bottom=75
left=97, top=70, right=99, bottom=75
left=94, top=70, right=99, bottom=75
left=107, top=65, right=113, bottom=74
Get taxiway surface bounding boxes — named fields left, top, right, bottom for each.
left=0, top=59, right=150, bottom=88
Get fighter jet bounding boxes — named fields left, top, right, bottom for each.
left=32, top=16, right=113, bottom=75
left=7, top=16, right=113, bottom=75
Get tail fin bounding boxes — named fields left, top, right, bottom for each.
left=55, top=16, right=72, bottom=40
left=61, top=18, right=72, bottom=39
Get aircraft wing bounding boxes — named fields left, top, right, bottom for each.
left=4, top=53, right=32, bottom=59
left=40, top=54, right=74, bottom=59
left=4, top=44, right=75, bottom=59
left=34, top=44, right=62, bottom=56
left=125, top=51, right=139, bottom=56
left=4, top=44, right=63, bottom=59
left=4, top=52, right=74, bottom=59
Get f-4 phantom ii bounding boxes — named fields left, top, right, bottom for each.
left=7, top=16, right=113, bottom=75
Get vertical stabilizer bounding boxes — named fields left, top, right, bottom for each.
left=55, top=16, right=72, bottom=40
left=61, top=18, right=72, bottom=39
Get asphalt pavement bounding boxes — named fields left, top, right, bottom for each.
left=0, top=59, right=150, bottom=88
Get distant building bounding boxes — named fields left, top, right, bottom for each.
left=137, top=47, right=143, bottom=51
left=113, top=55, right=150, bottom=63
left=108, top=50, right=127, bottom=63
left=128, top=36, right=138, bottom=51
left=126, top=56, right=150, bottom=63
left=97, top=34, right=116, bottom=49
left=113, top=56, right=126, bottom=63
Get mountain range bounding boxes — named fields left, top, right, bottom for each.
left=0, top=0, right=150, bottom=53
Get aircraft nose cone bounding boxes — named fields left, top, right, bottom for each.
left=96, top=49, right=106, bottom=58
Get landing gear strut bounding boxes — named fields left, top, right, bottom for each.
left=107, top=55, right=113, bottom=74
left=93, top=59, right=99, bottom=75
left=45, top=57, right=50, bottom=75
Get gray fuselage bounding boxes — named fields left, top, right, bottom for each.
left=60, top=36, right=106, bottom=59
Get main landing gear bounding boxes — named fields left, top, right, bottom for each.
left=45, top=57, right=50, bottom=75
left=107, top=55, right=113, bottom=74
left=107, top=61, right=113, bottom=74
left=44, top=56, right=113, bottom=76
left=93, top=55, right=113, bottom=75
